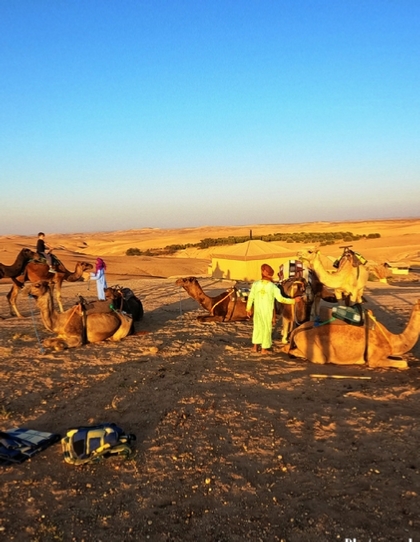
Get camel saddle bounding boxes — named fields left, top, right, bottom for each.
left=33, top=253, right=61, bottom=268
left=331, top=304, right=364, bottom=326
left=333, top=248, right=367, bottom=269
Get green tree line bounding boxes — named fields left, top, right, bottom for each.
left=126, top=232, right=380, bottom=256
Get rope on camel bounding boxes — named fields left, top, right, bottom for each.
left=28, top=294, right=45, bottom=354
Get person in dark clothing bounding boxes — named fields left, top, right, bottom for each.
left=36, top=232, right=56, bottom=273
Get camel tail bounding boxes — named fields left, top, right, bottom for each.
left=111, top=312, right=133, bottom=341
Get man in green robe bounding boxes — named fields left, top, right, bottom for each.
left=246, top=263, right=297, bottom=354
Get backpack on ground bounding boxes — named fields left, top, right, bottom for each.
left=61, top=423, right=136, bottom=465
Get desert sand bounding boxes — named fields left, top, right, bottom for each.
left=1, top=218, right=420, bottom=541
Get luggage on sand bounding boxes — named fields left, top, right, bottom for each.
left=0, top=428, right=61, bottom=466
left=61, top=423, right=136, bottom=465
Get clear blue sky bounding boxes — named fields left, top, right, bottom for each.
left=1, top=1, right=419, bottom=235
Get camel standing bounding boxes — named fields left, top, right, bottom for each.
left=284, top=299, right=420, bottom=369
left=298, top=249, right=368, bottom=305
left=29, top=281, right=133, bottom=349
left=306, top=269, right=339, bottom=319
left=7, top=260, right=93, bottom=318
left=176, top=277, right=249, bottom=322
left=0, top=248, right=36, bottom=281
left=277, top=277, right=311, bottom=343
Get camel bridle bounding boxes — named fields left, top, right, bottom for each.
left=62, top=298, right=89, bottom=345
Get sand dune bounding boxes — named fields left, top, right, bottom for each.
left=1, top=218, right=420, bottom=282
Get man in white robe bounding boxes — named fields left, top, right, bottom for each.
left=246, top=263, right=297, bottom=354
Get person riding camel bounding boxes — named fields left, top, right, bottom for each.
left=36, top=232, right=56, bottom=273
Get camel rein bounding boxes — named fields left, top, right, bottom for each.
left=28, top=294, right=45, bottom=354
left=63, top=302, right=89, bottom=344
left=63, top=304, right=80, bottom=331
left=363, top=310, right=392, bottom=361
left=210, top=288, right=235, bottom=317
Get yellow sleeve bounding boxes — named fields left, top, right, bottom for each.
left=274, top=285, right=295, bottom=305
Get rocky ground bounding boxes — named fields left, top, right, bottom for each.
left=1, top=274, right=420, bottom=541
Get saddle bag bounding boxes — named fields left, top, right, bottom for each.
left=61, top=423, right=136, bottom=465
left=332, top=305, right=364, bottom=326
left=0, top=428, right=61, bottom=466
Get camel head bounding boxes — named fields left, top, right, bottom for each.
left=28, top=281, right=51, bottom=300
left=175, top=277, right=198, bottom=288
left=78, top=261, right=94, bottom=272
left=297, top=248, right=318, bottom=264
left=76, top=261, right=94, bottom=280
left=104, top=287, right=117, bottom=301
left=104, top=286, right=124, bottom=304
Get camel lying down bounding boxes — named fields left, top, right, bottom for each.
left=29, top=282, right=133, bottom=350
left=176, top=277, right=249, bottom=322
left=283, top=299, right=420, bottom=369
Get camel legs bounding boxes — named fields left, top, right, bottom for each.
left=54, top=286, right=64, bottom=313
left=367, top=356, right=408, bottom=369
left=7, top=282, right=64, bottom=318
left=44, top=335, right=83, bottom=350
left=110, top=312, right=133, bottom=341
left=7, top=284, right=24, bottom=318
left=281, top=319, right=292, bottom=344
left=197, top=315, right=227, bottom=322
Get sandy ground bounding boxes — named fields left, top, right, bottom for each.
left=1, top=219, right=420, bottom=541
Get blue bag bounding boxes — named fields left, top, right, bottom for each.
left=0, top=428, right=61, bottom=466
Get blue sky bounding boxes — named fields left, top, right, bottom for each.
left=1, top=1, right=419, bottom=235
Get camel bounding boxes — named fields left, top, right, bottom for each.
left=307, top=269, right=340, bottom=318
left=29, top=281, right=133, bottom=350
left=0, top=248, right=36, bottom=280
left=283, top=299, right=420, bottom=369
left=297, top=248, right=369, bottom=305
left=7, top=259, right=93, bottom=318
left=176, top=277, right=249, bottom=322
left=104, top=286, right=144, bottom=321
left=277, top=277, right=311, bottom=343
